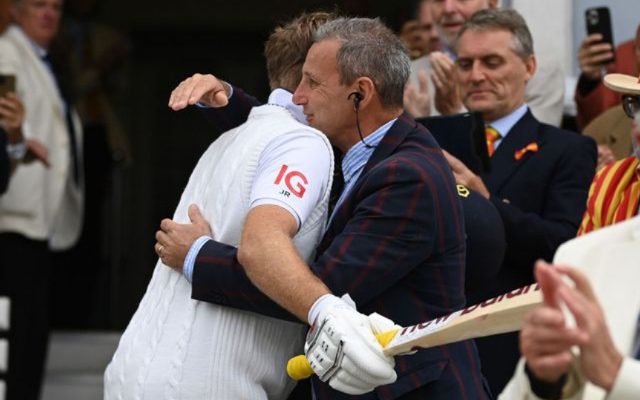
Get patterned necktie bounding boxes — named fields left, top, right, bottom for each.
left=485, top=125, right=501, bottom=157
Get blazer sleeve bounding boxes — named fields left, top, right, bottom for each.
left=0, top=128, right=8, bottom=194
left=199, top=85, right=261, bottom=133
left=490, top=135, right=597, bottom=267
left=191, top=238, right=298, bottom=322
left=191, top=149, right=458, bottom=320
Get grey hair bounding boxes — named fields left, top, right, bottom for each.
left=313, top=17, right=411, bottom=109
left=456, top=8, right=534, bottom=59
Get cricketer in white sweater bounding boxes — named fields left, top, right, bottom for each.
left=104, top=89, right=334, bottom=400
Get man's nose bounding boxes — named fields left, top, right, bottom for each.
left=444, top=0, right=458, bottom=13
left=292, top=87, right=305, bottom=105
left=469, top=62, right=485, bottom=82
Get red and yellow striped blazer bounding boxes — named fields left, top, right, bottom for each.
left=578, top=156, right=640, bottom=235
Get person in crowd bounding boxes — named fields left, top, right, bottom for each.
left=398, top=19, right=424, bottom=60
left=500, top=216, right=640, bottom=400
left=105, top=12, right=339, bottom=400
left=161, top=16, right=490, bottom=400
left=404, top=0, right=440, bottom=118
left=405, top=0, right=565, bottom=127
left=574, top=23, right=639, bottom=130
left=577, top=23, right=639, bottom=170
left=0, top=93, right=23, bottom=193
left=500, top=70, right=640, bottom=400
left=0, top=92, right=49, bottom=193
left=578, top=71, right=640, bottom=235
left=0, top=0, right=83, bottom=399
left=416, top=0, right=441, bottom=55
left=441, top=8, right=596, bottom=394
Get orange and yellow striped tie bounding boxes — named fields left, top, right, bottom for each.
left=485, top=126, right=501, bottom=157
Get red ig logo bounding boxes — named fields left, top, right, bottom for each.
left=274, top=164, right=308, bottom=198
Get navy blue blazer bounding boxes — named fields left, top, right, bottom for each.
left=474, top=109, right=597, bottom=394
left=191, top=111, right=491, bottom=399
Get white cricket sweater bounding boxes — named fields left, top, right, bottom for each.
left=104, top=104, right=333, bottom=400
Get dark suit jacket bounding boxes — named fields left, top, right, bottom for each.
left=191, top=112, right=490, bottom=399
left=0, top=128, right=9, bottom=194
left=475, top=109, right=597, bottom=394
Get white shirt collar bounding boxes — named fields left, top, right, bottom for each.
left=267, top=88, right=306, bottom=125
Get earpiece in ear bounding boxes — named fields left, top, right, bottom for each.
left=348, top=92, right=363, bottom=109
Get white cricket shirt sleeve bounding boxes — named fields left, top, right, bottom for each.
left=250, top=130, right=332, bottom=229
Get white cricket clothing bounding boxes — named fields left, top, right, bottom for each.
left=104, top=93, right=333, bottom=400
left=251, top=129, right=332, bottom=228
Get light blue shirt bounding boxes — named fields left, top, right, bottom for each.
left=184, top=236, right=211, bottom=283
left=488, top=103, right=528, bottom=150
left=329, top=118, right=397, bottom=223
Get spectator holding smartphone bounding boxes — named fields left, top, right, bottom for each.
left=575, top=22, right=639, bottom=130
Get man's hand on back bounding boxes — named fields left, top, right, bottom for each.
left=155, top=204, right=213, bottom=271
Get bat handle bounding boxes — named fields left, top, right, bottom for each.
left=286, top=329, right=399, bottom=380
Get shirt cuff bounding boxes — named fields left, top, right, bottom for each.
left=196, top=82, right=233, bottom=108
left=183, top=235, right=212, bottom=283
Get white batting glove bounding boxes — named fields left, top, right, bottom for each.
left=305, top=294, right=397, bottom=395
left=367, top=312, right=416, bottom=356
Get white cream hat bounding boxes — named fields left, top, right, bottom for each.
left=603, top=73, right=640, bottom=95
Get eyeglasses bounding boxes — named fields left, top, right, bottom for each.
left=622, top=95, right=640, bottom=119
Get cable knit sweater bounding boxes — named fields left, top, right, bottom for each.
left=104, top=105, right=333, bottom=400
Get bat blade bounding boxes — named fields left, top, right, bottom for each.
left=383, top=283, right=541, bottom=356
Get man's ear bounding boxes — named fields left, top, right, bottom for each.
left=524, top=55, right=537, bottom=83
left=352, top=77, right=375, bottom=109
left=488, top=0, right=498, bottom=9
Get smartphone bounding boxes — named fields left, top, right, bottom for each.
left=585, top=6, right=615, bottom=64
left=0, top=74, right=16, bottom=97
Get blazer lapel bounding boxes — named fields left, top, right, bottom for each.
left=318, top=113, right=414, bottom=250
left=485, top=110, right=540, bottom=193
left=362, top=113, right=413, bottom=175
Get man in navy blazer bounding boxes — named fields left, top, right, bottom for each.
left=442, top=9, right=597, bottom=395
left=160, top=17, right=490, bottom=400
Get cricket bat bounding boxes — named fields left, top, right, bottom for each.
left=287, top=282, right=542, bottom=380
